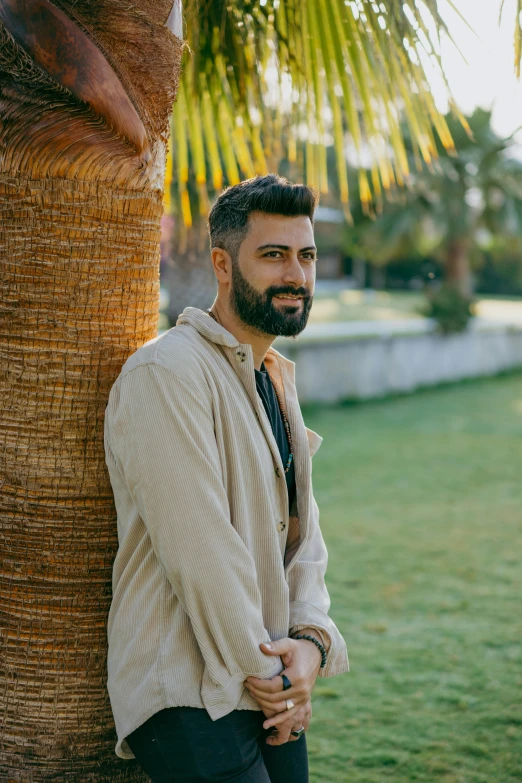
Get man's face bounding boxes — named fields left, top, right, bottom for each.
left=229, top=212, right=316, bottom=337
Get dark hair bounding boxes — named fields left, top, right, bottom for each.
left=208, top=174, right=319, bottom=261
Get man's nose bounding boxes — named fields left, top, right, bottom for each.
left=281, top=254, right=307, bottom=288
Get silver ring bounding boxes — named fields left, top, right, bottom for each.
left=285, top=698, right=295, bottom=711
left=291, top=726, right=305, bottom=737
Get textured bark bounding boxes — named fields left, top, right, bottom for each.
left=0, top=1, right=181, bottom=779
left=445, top=238, right=472, bottom=297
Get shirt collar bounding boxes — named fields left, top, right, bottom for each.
left=175, top=306, right=296, bottom=380
left=176, top=306, right=239, bottom=348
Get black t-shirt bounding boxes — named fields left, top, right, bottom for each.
left=254, top=361, right=296, bottom=512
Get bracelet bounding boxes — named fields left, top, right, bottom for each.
left=291, top=633, right=327, bottom=668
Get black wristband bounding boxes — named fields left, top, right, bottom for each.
left=291, top=633, right=327, bottom=668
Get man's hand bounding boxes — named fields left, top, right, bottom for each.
left=244, top=636, right=322, bottom=732
left=264, top=700, right=312, bottom=746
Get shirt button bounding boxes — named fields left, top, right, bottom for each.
left=275, top=466, right=281, bottom=477
left=276, top=521, right=286, bottom=532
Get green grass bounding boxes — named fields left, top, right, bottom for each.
left=309, top=289, right=522, bottom=325
left=309, top=290, right=425, bottom=323
left=303, top=373, right=522, bottom=782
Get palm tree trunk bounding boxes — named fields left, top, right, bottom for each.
left=445, top=238, right=472, bottom=297
left=0, top=2, right=181, bottom=779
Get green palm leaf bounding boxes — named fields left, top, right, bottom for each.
left=500, top=0, right=522, bottom=78
left=169, top=0, right=461, bottom=224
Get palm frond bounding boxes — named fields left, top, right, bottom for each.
left=500, top=0, right=522, bottom=79
left=168, top=0, right=463, bottom=225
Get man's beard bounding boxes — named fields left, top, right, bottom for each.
left=229, top=259, right=313, bottom=337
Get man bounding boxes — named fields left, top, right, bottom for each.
left=103, top=174, right=349, bottom=782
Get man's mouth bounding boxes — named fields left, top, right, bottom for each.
left=274, top=294, right=303, bottom=303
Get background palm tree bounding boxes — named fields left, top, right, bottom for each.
left=0, top=1, right=514, bottom=779
left=343, top=108, right=522, bottom=297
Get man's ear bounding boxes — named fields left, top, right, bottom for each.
left=210, top=247, right=233, bottom=284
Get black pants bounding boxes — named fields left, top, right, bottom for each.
left=125, top=706, right=308, bottom=783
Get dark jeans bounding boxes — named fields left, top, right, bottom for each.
left=125, top=706, right=308, bottom=783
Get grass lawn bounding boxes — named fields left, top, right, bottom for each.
left=308, top=289, right=522, bottom=325
left=303, top=373, right=522, bottom=782
left=309, top=290, right=426, bottom=323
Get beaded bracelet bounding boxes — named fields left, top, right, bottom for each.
left=291, top=633, right=328, bottom=668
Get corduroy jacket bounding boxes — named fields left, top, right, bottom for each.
left=103, top=306, right=349, bottom=759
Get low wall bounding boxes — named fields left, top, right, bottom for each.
left=275, top=320, right=522, bottom=404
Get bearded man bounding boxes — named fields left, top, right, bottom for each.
left=103, top=174, right=349, bottom=783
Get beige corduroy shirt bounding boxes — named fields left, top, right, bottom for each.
left=103, top=306, right=349, bottom=759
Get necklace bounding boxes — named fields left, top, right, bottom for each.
left=207, top=308, right=294, bottom=475
left=267, top=376, right=294, bottom=475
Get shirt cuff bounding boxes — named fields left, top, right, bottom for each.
left=288, top=600, right=349, bottom=678
left=289, top=625, right=331, bottom=654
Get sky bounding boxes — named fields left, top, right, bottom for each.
left=424, top=0, right=522, bottom=144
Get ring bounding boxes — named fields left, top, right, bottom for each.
left=285, top=699, right=295, bottom=711
left=291, top=726, right=305, bottom=738
left=281, top=674, right=292, bottom=691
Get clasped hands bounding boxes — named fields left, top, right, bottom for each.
left=243, top=635, right=322, bottom=746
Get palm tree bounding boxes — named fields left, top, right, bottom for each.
left=0, top=1, right=513, bottom=779
left=170, top=0, right=463, bottom=227
left=343, top=108, right=522, bottom=297
left=0, top=3, right=183, bottom=781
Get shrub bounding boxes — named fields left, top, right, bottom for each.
left=421, top=285, right=476, bottom=334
